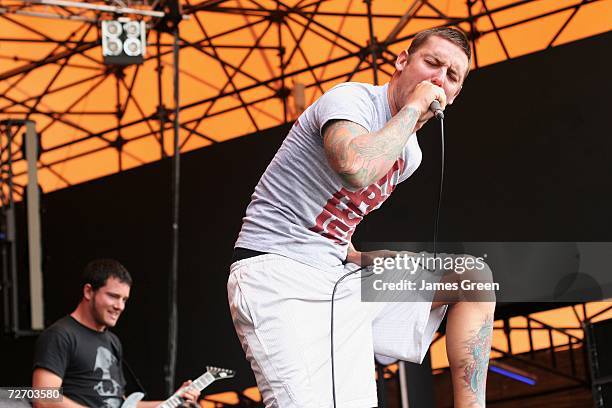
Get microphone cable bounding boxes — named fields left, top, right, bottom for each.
left=433, top=116, right=445, bottom=259
left=330, top=113, right=446, bottom=408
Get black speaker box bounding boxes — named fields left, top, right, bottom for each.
left=587, top=318, right=612, bottom=407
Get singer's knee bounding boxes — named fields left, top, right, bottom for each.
left=458, top=255, right=496, bottom=303
left=436, top=254, right=496, bottom=304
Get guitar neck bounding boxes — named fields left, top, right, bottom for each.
left=159, top=372, right=216, bottom=408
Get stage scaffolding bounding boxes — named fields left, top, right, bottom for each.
left=1, top=119, right=44, bottom=336
left=0, top=0, right=609, bottom=189
left=375, top=303, right=612, bottom=406
left=1, top=0, right=611, bottom=401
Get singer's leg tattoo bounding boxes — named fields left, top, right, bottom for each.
left=461, top=314, right=493, bottom=407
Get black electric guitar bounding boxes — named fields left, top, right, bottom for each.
left=121, top=366, right=235, bottom=408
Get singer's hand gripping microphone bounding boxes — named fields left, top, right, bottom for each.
left=430, top=100, right=444, bottom=120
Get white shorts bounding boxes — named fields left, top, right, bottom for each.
left=227, top=254, right=447, bottom=408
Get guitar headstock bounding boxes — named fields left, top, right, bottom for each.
left=205, top=366, right=236, bottom=380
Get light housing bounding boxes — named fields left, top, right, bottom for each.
left=101, top=18, right=146, bottom=65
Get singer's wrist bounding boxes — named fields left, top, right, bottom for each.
left=402, top=104, right=421, bottom=115
left=401, top=104, right=423, bottom=123
left=345, top=249, right=362, bottom=265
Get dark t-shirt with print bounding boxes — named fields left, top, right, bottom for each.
left=33, top=316, right=126, bottom=408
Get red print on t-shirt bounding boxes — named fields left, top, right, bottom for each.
left=310, top=159, right=405, bottom=243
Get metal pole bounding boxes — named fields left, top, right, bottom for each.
left=20, top=0, right=165, bottom=17
left=277, top=4, right=287, bottom=123
left=467, top=0, right=479, bottom=69
left=365, top=0, right=379, bottom=85
left=398, top=361, right=410, bottom=408
left=376, top=363, right=387, bottom=408
left=165, top=12, right=180, bottom=395
left=5, top=122, right=20, bottom=333
left=1, top=242, right=10, bottom=332
left=0, top=124, right=10, bottom=333
left=24, top=121, right=44, bottom=330
left=156, top=30, right=166, bottom=159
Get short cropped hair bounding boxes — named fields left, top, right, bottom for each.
left=408, top=27, right=472, bottom=70
left=81, top=259, right=132, bottom=291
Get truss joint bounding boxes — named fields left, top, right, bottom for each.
left=359, top=38, right=385, bottom=62
left=467, top=27, right=483, bottom=41
left=276, top=86, right=291, bottom=100
left=268, top=9, right=287, bottom=24
left=153, top=0, right=183, bottom=33
left=110, top=135, right=126, bottom=151
left=156, top=105, right=171, bottom=122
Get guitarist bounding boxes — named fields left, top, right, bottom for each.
left=32, top=259, right=200, bottom=408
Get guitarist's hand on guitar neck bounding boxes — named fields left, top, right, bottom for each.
left=173, top=380, right=201, bottom=405
left=133, top=382, right=199, bottom=408
left=122, top=367, right=236, bottom=408
left=121, top=381, right=200, bottom=408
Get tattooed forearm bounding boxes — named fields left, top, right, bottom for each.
left=461, top=314, right=493, bottom=407
left=323, top=106, right=420, bottom=189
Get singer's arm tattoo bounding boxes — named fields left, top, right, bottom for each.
left=461, top=314, right=493, bottom=407
left=323, top=105, right=420, bottom=189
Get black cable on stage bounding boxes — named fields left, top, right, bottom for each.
left=330, top=114, right=446, bottom=408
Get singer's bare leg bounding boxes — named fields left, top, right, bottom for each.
left=440, top=301, right=494, bottom=407
left=431, top=258, right=496, bottom=407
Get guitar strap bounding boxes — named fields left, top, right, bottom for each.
left=122, top=358, right=147, bottom=397
left=108, top=333, right=147, bottom=396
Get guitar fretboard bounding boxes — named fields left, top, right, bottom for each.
left=159, top=372, right=215, bottom=408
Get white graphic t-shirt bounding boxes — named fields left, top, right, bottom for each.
left=236, top=82, right=422, bottom=269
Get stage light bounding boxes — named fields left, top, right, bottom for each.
left=105, top=38, right=122, bottom=56
left=101, top=18, right=146, bottom=65
left=103, top=20, right=122, bottom=36
left=123, top=37, right=142, bottom=56
left=489, top=362, right=537, bottom=385
left=124, top=20, right=140, bottom=37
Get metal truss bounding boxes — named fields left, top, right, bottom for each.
left=0, top=120, right=26, bottom=202
left=427, top=302, right=612, bottom=404
left=0, top=0, right=610, bottom=189
left=0, top=120, right=23, bottom=335
left=489, top=307, right=590, bottom=388
left=1, top=119, right=44, bottom=336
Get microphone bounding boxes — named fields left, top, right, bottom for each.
left=430, top=100, right=444, bottom=120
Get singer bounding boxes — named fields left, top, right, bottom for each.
left=228, top=27, right=496, bottom=407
